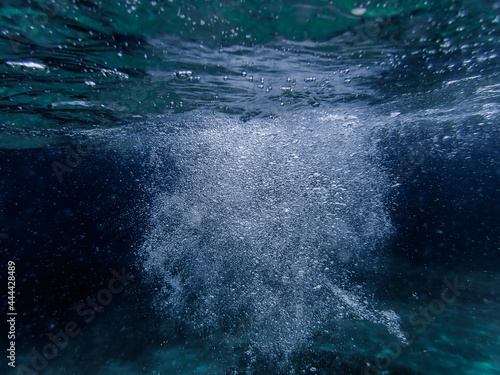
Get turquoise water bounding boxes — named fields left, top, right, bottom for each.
left=1, top=1, right=499, bottom=374
left=1, top=0, right=498, bottom=146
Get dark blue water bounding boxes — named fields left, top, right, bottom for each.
left=1, top=1, right=500, bottom=374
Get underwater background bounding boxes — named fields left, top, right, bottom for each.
left=1, top=0, right=499, bottom=374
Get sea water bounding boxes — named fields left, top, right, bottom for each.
left=1, top=1, right=499, bottom=374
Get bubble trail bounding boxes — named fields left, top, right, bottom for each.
left=139, top=109, right=404, bottom=359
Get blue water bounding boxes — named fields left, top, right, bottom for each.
left=1, top=1, right=500, bottom=374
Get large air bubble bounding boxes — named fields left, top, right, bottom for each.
left=138, top=109, right=406, bottom=360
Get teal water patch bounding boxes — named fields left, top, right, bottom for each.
left=2, top=0, right=499, bottom=147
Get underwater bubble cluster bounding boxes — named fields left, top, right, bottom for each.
left=139, top=110, right=405, bottom=359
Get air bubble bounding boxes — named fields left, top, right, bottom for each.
left=175, top=70, right=192, bottom=78
left=351, top=7, right=367, bottom=16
